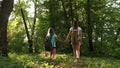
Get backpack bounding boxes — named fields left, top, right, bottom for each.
left=44, top=35, right=53, bottom=51
left=71, top=28, right=80, bottom=45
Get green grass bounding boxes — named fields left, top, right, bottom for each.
left=0, top=52, right=120, bottom=68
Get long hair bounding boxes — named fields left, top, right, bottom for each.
left=46, top=27, right=54, bottom=36
left=72, top=20, right=78, bottom=29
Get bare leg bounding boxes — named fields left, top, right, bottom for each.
left=52, top=48, right=56, bottom=59
left=72, top=43, right=81, bottom=62
left=72, top=44, right=76, bottom=59
left=76, top=44, right=80, bottom=59
left=50, top=48, right=56, bottom=62
left=50, top=50, right=53, bottom=60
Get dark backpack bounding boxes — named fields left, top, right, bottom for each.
left=44, top=35, right=53, bottom=51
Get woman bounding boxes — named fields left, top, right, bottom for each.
left=46, top=27, right=64, bottom=62
left=65, top=20, right=82, bottom=62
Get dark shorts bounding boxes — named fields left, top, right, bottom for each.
left=52, top=47, right=56, bottom=49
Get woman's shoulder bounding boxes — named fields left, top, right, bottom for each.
left=70, top=27, right=73, bottom=31
left=78, top=27, right=82, bottom=31
left=53, top=33, right=57, bottom=37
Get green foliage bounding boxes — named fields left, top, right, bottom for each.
left=7, top=0, right=120, bottom=58
left=0, top=53, right=120, bottom=68
left=8, top=17, right=28, bottom=53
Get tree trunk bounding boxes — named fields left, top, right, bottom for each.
left=61, top=0, right=68, bottom=20
left=86, top=0, right=94, bottom=51
left=74, top=1, right=79, bottom=21
left=116, top=28, right=120, bottom=40
left=21, top=9, right=33, bottom=53
left=70, top=0, right=74, bottom=21
left=32, top=0, right=38, bottom=53
left=0, top=0, right=14, bottom=56
left=115, top=27, right=120, bottom=45
left=48, top=0, right=56, bottom=28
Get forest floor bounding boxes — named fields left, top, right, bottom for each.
left=0, top=52, right=120, bottom=68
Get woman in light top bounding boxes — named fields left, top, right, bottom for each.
left=65, top=20, right=82, bottom=62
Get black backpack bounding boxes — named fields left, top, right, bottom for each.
left=44, top=35, right=53, bottom=51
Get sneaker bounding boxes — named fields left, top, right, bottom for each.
left=73, top=59, right=77, bottom=63
left=49, top=59, right=54, bottom=62
left=77, top=58, right=80, bottom=63
left=49, top=59, right=54, bottom=65
left=74, top=58, right=80, bottom=63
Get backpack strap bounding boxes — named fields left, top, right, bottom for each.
left=49, top=34, right=53, bottom=41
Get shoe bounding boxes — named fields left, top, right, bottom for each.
left=49, top=59, right=53, bottom=65
left=74, top=58, right=80, bottom=63
left=49, top=59, right=54, bottom=62
left=74, top=59, right=77, bottom=63
left=77, top=59, right=80, bottom=63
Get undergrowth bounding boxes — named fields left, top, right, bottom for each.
left=0, top=52, right=120, bottom=68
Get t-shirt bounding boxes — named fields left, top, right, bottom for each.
left=69, top=27, right=82, bottom=44
left=49, top=34, right=57, bottom=48
left=70, top=27, right=82, bottom=32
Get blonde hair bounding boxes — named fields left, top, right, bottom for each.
left=46, top=27, right=54, bottom=36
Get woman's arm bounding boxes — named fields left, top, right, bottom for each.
left=56, top=37, right=64, bottom=43
left=65, top=31, right=71, bottom=43
left=79, top=31, right=82, bottom=44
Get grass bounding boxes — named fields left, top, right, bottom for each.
left=0, top=52, right=120, bottom=68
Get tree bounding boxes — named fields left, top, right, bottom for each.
left=21, top=8, right=33, bottom=53
left=61, top=0, right=68, bottom=20
left=20, top=0, right=38, bottom=53
left=86, top=0, right=94, bottom=51
left=0, top=0, right=14, bottom=56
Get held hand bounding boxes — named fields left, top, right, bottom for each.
left=64, top=40, right=67, bottom=44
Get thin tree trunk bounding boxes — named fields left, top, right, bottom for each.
left=115, top=27, right=120, bottom=45
left=0, top=0, right=14, bottom=56
left=86, top=0, right=94, bottom=51
left=31, top=0, right=37, bottom=40
left=61, top=0, right=68, bottom=20
left=70, top=0, right=74, bottom=21
left=115, top=28, right=120, bottom=40
left=48, top=0, right=56, bottom=28
left=60, top=0, right=70, bottom=29
left=32, top=0, right=38, bottom=53
left=74, top=1, right=79, bottom=21
left=21, top=8, right=33, bottom=53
